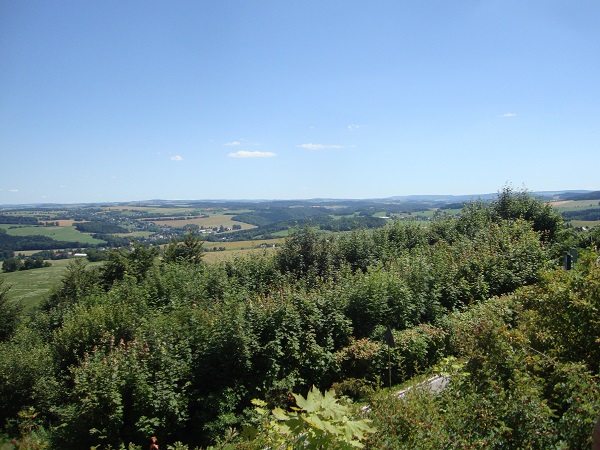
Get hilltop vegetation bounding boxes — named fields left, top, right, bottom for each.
left=1, top=188, right=600, bottom=448
left=1, top=189, right=598, bottom=259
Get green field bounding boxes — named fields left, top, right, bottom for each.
left=119, top=231, right=155, bottom=238
left=0, top=259, right=90, bottom=310
left=0, top=224, right=105, bottom=245
left=570, top=220, right=600, bottom=228
left=202, top=246, right=279, bottom=263
left=146, top=214, right=256, bottom=230
left=109, top=206, right=252, bottom=216
left=551, top=199, right=600, bottom=211
left=550, top=200, right=600, bottom=228
left=109, top=206, right=199, bottom=215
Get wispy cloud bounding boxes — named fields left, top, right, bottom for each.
left=170, top=155, right=184, bottom=161
left=347, top=124, right=361, bottom=131
left=228, top=151, right=276, bottom=158
left=224, top=141, right=242, bottom=146
left=498, top=113, right=517, bottom=117
left=9, top=189, right=19, bottom=192
left=297, top=143, right=345, bottom=151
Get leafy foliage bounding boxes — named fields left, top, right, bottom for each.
left=163, top=231, right=205, bottom=265
left=246, top=387, right=376, bottom=449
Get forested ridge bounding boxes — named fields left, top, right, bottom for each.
left=1, top=188, right=600, bottom=449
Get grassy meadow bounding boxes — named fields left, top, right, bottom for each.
left=550, top=199, right=600, bottom=228
left=201, top=238, right=284, bottom=262
left=550, top=199, right=600, bottom=210
left=144, top=213, right=256, bottom=230
left=0, top=224, right=104, bottom=245
left=0, top=259, right=88, bottom=310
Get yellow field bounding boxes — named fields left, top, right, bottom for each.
left=551, top=200, right=599, bottom=208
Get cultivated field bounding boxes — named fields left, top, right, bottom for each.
left=550, top=199, right=600, bottom=210
left=144, top=213, right=256, bottom=230
left=107, top=206, right=199, bottom=215
left=202, top=246, right=280, bottom=263
left=0, top=259, right=102, bottom=310
left=0, top=224, right=104, bottom=245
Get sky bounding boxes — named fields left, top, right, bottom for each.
left=1, top=0, right=599, bottom=204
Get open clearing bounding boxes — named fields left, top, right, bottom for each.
left=203, top=238, right=285, bottom=251
left=143, top=214, right=256, bottom=230
left=0, top=259, right=103, bottom=310
left=0, top=224, right=105, bottom=245
left=203, top=246, right=279, bottom=263
left=551, top=200, right=600, bottom=209
left=108, top=206, right=199, bottom=215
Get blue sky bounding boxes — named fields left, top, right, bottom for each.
left=1, top=1, right=599, bottom=204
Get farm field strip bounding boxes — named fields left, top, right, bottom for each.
left=202, top=246, right=279, bottom=263
left=0, top=224, right=105, bottom=244
left=570, top=220, right=600, bottom=228
left=108, top=206, right=252, bottom=215
left=108, top=206, right=199, bottom=215
left=551, top=200, right=600, bottom=209
left=0, top=259, right=101, bottom=310
left=203, top=238, right=285, bottom=251
left=144, top=214, right=256, bottom=229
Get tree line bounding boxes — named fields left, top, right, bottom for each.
left=561, top=207, right=600, bottom=221
left=74, top=221, right=128, bottom=234
left=0, top=215, right=40, bottom=225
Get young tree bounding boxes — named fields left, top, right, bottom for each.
left=491, top=186, right=563, bottom=242
left=163, top=231, right=204, bottom=265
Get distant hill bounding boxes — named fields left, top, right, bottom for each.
left=560, top=191, right=600, bottom=201
left=386, top=190, right=595, bottom=203
left=1, top=190, right=596, bottom=209
left=386, top=193, right=497, bottom=202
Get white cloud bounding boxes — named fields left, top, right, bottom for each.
left=9, top=189, right=19, bottom=192
left=498, top=113, right=517, bottom=117
left=347, top=124, right=361, bottom=131
left=297, top=143, right=345, bottom=151
left=170, top=155, right=184, bottom=161
left=228, top=151, right=276, bottom=158
left=224, top=141, right=242, bottom=146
